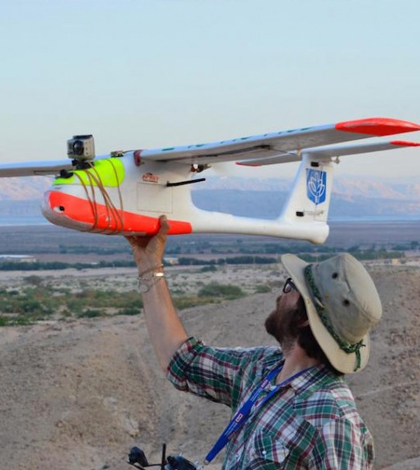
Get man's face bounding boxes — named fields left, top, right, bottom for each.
left=265, top=278, right=302, bottom=352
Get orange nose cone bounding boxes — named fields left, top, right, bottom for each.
left=41, top=190, right=93, bottom=232
left=42, top=190, right=193, bottom=236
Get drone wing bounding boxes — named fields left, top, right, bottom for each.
left=0, top=154, right=114, bottom=178
left=140, top=118, right=420, bottom=165
left=0, top=159, right=73, bottom=177
left=1, top=118, right=418, bottom=176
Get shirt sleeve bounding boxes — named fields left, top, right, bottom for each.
left=166, top=337, right=270, bottom=408
left=308, top=417, right=374, bottom=470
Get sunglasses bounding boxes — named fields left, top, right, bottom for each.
left=283, top=277, right=298, bottom=294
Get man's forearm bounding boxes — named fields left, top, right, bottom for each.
left=126, top=216, right=187, bottom=372
left=141, top=275, right=188, bottom=372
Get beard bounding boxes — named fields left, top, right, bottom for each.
left=264, top=299, right=297, bottom=353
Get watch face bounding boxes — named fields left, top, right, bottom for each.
left=137, top=272, right=164, bottom=293
left=138, top=282, right=150, bottom=294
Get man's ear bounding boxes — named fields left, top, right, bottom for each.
left=298, top=319, right=310, bottom=328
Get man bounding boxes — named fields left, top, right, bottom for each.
left=127, top=216, right=382, bottom=469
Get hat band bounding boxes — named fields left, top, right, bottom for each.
left=304, top=264, right=365, bottom=372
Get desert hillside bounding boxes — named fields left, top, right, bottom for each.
left=0, top=262, right=420, bottom=470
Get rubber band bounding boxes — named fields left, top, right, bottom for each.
left=72, top=159, right=125, bottom=235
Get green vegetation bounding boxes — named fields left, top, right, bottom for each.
left=175, top=249, right=404, bottom=267
left=178, top=256, right=278, bottom=266
left=198, top=282, right=245, bottom=299
left=0, top=285, right=143, bottom=326
left=0, top=229, right=416, bottom=327
left=200, top=265, right=217, bottom=273
left=254, top=284, right=272, bottom=294
left=0, top=280, right=247, bottom=327
left=0, top=260, right=136, bottom=271
left=59, top=244, right=128, bottom=255
left=166, top=236, right=418, bottom=261
left=0, top=233, right=415, bottom=273
left=173, top=295, right=218, bottom=310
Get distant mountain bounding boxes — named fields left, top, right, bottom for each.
left=191, top=176, right=420, bottom=218
left=193, top=176, right=420, bottom=201
left=0, top=176, right=51, bottom=201
left=191, top=190, right=420, bottom=219
left=333, top=179, right=420, bottom=201
left=0, top=175, right=419, bottom=220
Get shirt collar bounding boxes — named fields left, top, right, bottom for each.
left=287, top=363, right=338, bottom=394
left=258, top=348, right=340, bottom=394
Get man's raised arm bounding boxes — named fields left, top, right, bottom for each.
left=126, top=215, right=188, bottom=371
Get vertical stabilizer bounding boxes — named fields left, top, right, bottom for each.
left=280, top=154, right=334, bottom=226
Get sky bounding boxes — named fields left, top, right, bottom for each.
left=0, top=0, right=419, bottom=180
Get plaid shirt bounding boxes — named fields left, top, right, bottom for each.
left=167, top=337, right=374, bottom=470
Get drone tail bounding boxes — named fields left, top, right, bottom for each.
left=278, top=154, right=334, bottom=236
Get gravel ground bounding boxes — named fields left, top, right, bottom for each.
left=0, top=263, right=419, bottom=469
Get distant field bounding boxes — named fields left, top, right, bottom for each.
left=0, top=220, right=418, bottom=263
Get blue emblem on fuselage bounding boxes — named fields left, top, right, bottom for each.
left=306, top=169, right=326, bottom=205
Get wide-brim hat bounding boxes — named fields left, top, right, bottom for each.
left=281, top=253, right=382, bottom=374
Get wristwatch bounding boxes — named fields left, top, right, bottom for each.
left=138, top=268, right=165, bottom=293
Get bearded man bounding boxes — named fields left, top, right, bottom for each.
left=127, top=216, right=382, bottom=469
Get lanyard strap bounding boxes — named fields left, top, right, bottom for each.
left=204, top=364, right=314, bottom=464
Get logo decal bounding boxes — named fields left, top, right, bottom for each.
left=142, top=172, right=159, bottom=184
left=306, top=169, right=326, bottom=205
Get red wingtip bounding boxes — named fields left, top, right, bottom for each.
left=390, top=140, right=420, bottom=147
left=336, top=118, right=420, bottom=136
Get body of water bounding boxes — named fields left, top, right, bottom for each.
left=330, top=215, right=420, bottom=223
left=0, top=217, right=49, bottom=227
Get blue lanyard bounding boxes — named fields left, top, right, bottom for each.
left=204, top=364, right=314, bottom=464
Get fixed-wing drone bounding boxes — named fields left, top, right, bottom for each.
left=0, top=117, right=419, bottom=244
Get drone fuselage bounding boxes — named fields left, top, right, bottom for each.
left=40, top=151, right=332, bottom=244
left=1, top=117, right=418, bottom=244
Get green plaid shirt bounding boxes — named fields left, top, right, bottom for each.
left=167, top=337, right=374, bottom=470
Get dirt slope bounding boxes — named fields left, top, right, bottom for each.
left=0, top=265, right=419, bottom=470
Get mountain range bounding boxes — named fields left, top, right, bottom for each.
left=0, top=175, right=419, bottom=220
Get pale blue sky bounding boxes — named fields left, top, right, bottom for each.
left=0, top=0, right=419, bottom=179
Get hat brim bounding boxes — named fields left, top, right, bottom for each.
left=281, top=254, right=370, bottom=374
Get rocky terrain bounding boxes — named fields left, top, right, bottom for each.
left=0, top=262, right=419, bottom=470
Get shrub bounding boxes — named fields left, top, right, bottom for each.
left=198, top=282, right=244, bottom=299
left=200, top=265, right=217, bottom=273
left=118, top=306, right=140, bottom=316
left=23, top=275, right=43, bottom=286
left=77, top=309, right=104, bottom=318
left=254, top=284, right=272, bottom=294
left=173, top=296, right=217, bottom=310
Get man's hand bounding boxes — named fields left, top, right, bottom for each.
left=126, top=215, right=170, bottom=273
left=125, top=215, right=188, bottom=370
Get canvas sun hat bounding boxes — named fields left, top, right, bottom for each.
left=281, top=253, right=382, bottom=374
